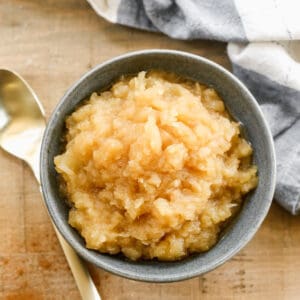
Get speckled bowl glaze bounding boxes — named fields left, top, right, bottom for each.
left=40, top=50, right=276, bottom=282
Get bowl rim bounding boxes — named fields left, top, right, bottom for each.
left=40, top=49, right=276, bottom=282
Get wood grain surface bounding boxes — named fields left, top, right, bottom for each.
left=0, top=1, right=299, bottom=299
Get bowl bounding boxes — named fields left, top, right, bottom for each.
left=40, top=49, right=276, bottom=282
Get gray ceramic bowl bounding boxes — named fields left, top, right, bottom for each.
left=40, top=49, right=276, bottom=282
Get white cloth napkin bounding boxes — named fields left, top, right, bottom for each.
left=87, top=0, right=300, bottom=215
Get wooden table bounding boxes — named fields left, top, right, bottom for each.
left=0, top=1, right=299, bottom=299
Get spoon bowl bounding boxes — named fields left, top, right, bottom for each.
left=0, top=70, right=45, bottom=179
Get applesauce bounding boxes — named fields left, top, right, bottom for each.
left=54, top=71, right=258, bottom=261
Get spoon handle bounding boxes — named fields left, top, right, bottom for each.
left=28, top=147, right=101, bottom=300
left=36, top=187, right=102, bottom=300
left=34, top=187, right=102, bottom=300
left=53, top=224, right=101, bottom=300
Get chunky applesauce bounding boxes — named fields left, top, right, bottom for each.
left=54, top=71, right=258, bottom=261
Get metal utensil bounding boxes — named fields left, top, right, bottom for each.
left=0, top=69, right=101, bottom=300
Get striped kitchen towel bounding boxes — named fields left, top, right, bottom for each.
left=87, top=0, right=300, bottom=215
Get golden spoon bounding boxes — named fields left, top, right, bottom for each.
left=0, top=69, right=101, bottom=300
